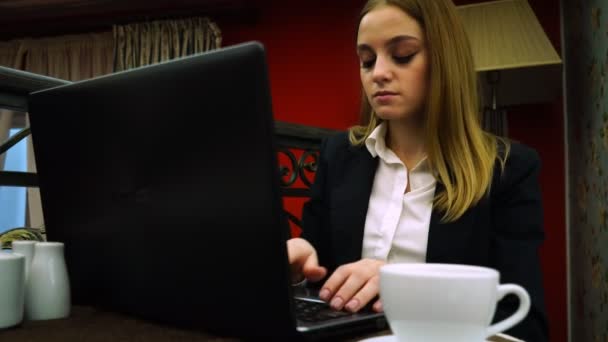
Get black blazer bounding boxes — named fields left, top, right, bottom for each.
left=301, top=132, right=549, bottom=342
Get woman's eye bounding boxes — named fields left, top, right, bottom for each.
left=394, top=53, right=416, bottom=65
left=361, top=58, right=376, bottom=69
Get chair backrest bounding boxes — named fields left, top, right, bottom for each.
left=274, top=121, right=337, bottom=231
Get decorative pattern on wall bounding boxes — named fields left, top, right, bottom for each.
left=565, top=0, right=608, bottom=340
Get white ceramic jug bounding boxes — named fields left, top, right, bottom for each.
left=11, top=240, right=36, bottom=281
left=25, top=242, right=70, bottom=320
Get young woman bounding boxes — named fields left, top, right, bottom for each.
left=287, top=0, right=548, bottom=341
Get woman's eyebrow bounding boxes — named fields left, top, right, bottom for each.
left=357, top=35, right=420, bottom=52
left=356, top=44, right=373, bottom=54
left=385, top=35, right=420, bottom=47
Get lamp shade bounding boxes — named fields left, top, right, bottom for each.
left=457, top=0, right=562, bottom=106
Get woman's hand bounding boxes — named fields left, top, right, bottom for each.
left=287, top=238, right=327, bottom=284
left=319, top=259, right=385, bottom=313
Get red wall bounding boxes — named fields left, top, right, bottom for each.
left=219, top=1, right=567, bottom=340
left=220, top=1, right=363, bottom=129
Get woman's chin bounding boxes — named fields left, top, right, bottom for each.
left=375, top=111, right=410, bottom=121
left=374, top=106, right=421, bottom=122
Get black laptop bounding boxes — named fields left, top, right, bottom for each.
left=27, top=42, right=386, bottom=340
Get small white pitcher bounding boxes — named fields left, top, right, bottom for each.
left=25, top=242, right=71, bottom=320
left=11, top=240, right=36, bottom=282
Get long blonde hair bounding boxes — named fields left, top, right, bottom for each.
left=349, top=0, right=509, bottom=222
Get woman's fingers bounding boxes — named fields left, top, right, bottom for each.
left=287, top=238, right=326, bottom=283
left=302, top=251, right=327, bottom=282
left=287, top=238, right=311, bottom=265
left=319, top=259, right=385, bottom=310
left=373, top=298, right=383, bottom=312
left=343, top=275, right=380, bottom=313
left=328, top=273, right=369, bottom=311
left=322, top=271, right=380, bottom=312
left=319, top=265, right=350, bottom=302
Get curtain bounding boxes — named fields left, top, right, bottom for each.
left=12, top=33, right=114, bottom=230
left=113, top=17, right=222, bottom=71
left=20, top=32, right=114, bottom=81
left=0, top=40, right=23, bottom=170
left=1, top=16, right=222, bottom=231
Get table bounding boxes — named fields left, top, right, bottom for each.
left=0, top=306, right=240, bottom=342
left=0, top=306, right=520, bottom=341
left=0, top=306, right=389, bottom=341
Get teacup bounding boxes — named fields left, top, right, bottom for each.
left=379, top=263, right=530, bottom=342
left=0, top=252, right=25, bottom=329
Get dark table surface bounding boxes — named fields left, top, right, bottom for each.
left=0, top=306, right=519, bottom=341
left=0, top=306, right=236, bottom=341
left=0, top=306, right=390, bottom=341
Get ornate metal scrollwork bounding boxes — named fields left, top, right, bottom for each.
left=298, top=150, right=318, bottom=188
left=278, top=148, right=319, bottom=189
left=283, top=210, right=303, bottom=231
left=278, top=148, right=299, bottom=188
left=278, top=148, right=320, bottom=232
left=274, top=121, right=337, bottom=232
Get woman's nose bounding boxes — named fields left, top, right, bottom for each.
left=371, top=55, right=393, bottom=83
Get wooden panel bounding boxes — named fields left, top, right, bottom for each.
left=0, top=0, right=258, bottom=40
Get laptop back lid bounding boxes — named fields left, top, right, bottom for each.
left=28, top=42, right=298, bottom=338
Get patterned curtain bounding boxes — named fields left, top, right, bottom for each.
left=113, top=17, right=222, bottom=71
left=0, top=40, right=21, bottom=170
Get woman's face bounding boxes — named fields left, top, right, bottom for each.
left=357, top=5, right=429, bottom=122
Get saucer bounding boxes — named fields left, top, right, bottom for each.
left=359, top=337, right=492, bottom=342
left=358, top=334, right=521, bottom=342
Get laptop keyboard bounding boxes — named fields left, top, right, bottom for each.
left=294, top=298, right=352, bottom=323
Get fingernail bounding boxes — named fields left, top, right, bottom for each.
left=319, top=288, right=330, bottom=301
left=330, top=297, right=343, bottom=310
left=374, top=301, right=383, bottom=312
left=345, top=299, right=359, bottom=312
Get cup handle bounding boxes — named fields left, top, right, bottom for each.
left=486, top=284, right=531, bottom=338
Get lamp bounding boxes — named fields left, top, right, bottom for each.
left=457, top=0, right=562, bottom=136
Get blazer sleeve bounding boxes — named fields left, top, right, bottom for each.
left=300, top=137, right=332, bottom=270
left=491, top=144, right=549, bottom=342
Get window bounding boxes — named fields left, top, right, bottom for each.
left=0, top=129, right=27, bottom=233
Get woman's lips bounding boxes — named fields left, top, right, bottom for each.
left=373, top=91, right=398, bottom=103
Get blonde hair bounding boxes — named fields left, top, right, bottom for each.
left=349, top=0, right=509, bottom=222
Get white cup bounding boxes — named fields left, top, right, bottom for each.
left=0, top=252, right=25, bottom=329
left=379, top=263, right=530, bottom=342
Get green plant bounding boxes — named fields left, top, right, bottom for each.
left=0, top=227, right=44, bottom=249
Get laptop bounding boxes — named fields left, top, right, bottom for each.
left=27, top=42, right=386, bottom=340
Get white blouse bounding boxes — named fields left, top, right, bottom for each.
left=361, top=123, right=437, bottom=263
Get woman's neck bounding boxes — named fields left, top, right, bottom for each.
left=386, top=118, right=427, bottom=170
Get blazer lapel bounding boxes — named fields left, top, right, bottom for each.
left=426, top=183, right=477, bottom=264
left=330, top=146, right=378, bottom=266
